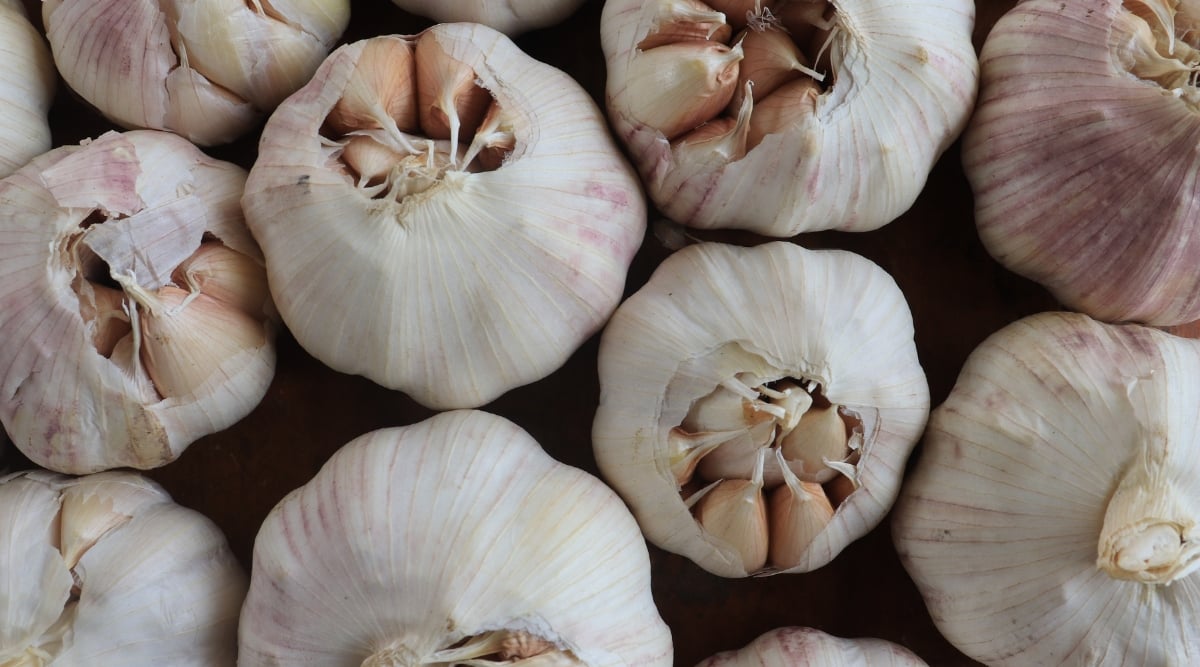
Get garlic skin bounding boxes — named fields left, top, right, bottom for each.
left=239, top=410, right=673, bottom=667
left=0, top=469, right=247, bottom=665
left=390, top=0, right=588, bottom=35
left=593, top=242, right=929, bottom=578
left=601, top=0, right=978, bottom=236
left=893, top=312, right=1200, bottom=665
left=696, top=627, right=927, bottom=667
left=0, top=130, right=277, bottom=474
left=964, top=0, right=1200, bottom=326
left=242, top=25, right=646, bottom=410
left=0, top=0, right=54, bottom=178
left=41, top=0, right=350, bottom=146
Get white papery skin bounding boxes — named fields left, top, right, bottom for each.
left=695, top=627, right=926, bottom=667
left=239, top=409, right=673, bottom=667
left=964, top=0, right=1200, bottom=326
left=593, top=242, right=929, bottom=578
left=601, top=0, right=977, bottom=236
left=42, top=0, right=349, bottom=146
left=0, top=470, right=247, bottom=666
left=0, top=0, right=54, bottom=178
left=242, top=25, right=646, bottom=410
left=893, top=312, right=1200, bottom=666
left=0, top=130, right=277, bottom=474
left=390, top=0, right=587, bottom=35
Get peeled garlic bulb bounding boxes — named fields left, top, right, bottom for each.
left=390, top=0, right=588, bottom=35
left=0, top=0, right=54, bottom=178
left=41, top=0, right=349, bottom=146
left=696, top=627, right=928, bottom=667
left=964, top=0, right=1200, bottom=326
left=602, top=0, right=978, bottom=236
left=242, top=25, right=646, bottom=410
left=893, top=311, right=1200, bottom=665
left=239, top=410, right=673, bottom=667
left=0, top=469, right=246, bottom=665
left=593, top=242, right=929, bottom=577
left=0, top=130, right=277, bottom=474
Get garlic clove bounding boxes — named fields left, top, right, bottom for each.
left=728, top=25, right=820, bottom=111
left=57, top=473, right=163, bottom=569
left=692, top=477, right=770, bottom=572
left=162, top=64, right=261, bottom=148
left=696, top=627, right=928, bottom=666
left=77, top=282, right=132, bottom=359
left=388, top=0, right=588, bottom=36
left=636, top=0, right=733, bottom=50
left=668, top=427, right=742, bottom=485
left=0, top=0, right=55, bottom=179
left=415, top=31, right=495, bottom=158
left=745, top=76, right=821, bottom=150
left=326, top=37, right=419, bottom=137
left=778, top=403, right=851, bottom=483
left=618, top=39, right=744, bottom=140
left=171, top=242, right=272, bottom=318
left=768, top=450, right=835, bottom=570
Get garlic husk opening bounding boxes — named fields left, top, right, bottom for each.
left=0, top=0, right=54, bottom=178
left=695, top=627, right=928, bottom=666
left=389, top=0, right=589, bottom=36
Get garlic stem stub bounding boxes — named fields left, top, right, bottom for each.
left=0, top=130, right=278, bottom=474
left=695, top=627, right=928, bottom=666
left=893, top=311, right=1200, bottom=665
left=593, top=241, right=930, bottom=578
left=0, top=469, right=247, bottom=665
left=238, top=410, right=673, bottom=667
left=41, top=0, right=350, bottom=146
left=242, top=25, right=647, bottom=410
left=964, top=0, right=1200, bottom=326
left=601, top=0, right=978, bottom=236
left=0, top=0, right=54, bottom=178
left=389, top=0, right=589, bottom=36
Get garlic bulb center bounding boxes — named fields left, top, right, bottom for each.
left=418, top=629, right=583, bottom=667
left=1115, top=0, right=1200, bottom=105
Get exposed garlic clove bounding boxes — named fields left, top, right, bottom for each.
left=77, top=282, right=132, bottom=359
left=693, top=478, right=770, bottom=573
left=415, top=31, right=495, bottom=157
left=389, top=0, right=588, bottom=36
left=617, top=39, right=744, bottom=139
left=728, top=25, right=820, bottom=111
left=338, top=134, right=403, bottom=186
left=325, top=37, right=419, bottom=137
left=768, top=450, right=834, bottom=570
left=775, top=0, right=836, bottom=46
left=693, top=420, right=778, bottom=481
left=668, top=427, right=741, bottom=484
left=0, top=0, right=54, bottom=179
left=636, top=0, right=733, bottom=49
left=746, top=76, right=822, bottom=150
left=696, top=627, right=928, bottom=666
left=778, top=403, right=851, bottom=483
left=172, top=243, right=272, bottom=318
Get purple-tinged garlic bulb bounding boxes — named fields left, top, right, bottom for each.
left=0, top=0, right=54, bottom=178
left=696, top=627, right=927, bottom=667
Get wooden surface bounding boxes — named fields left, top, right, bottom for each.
left=0, top=0, right=1072, bottom=665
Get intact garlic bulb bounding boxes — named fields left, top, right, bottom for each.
left=42, top=0, right=350, bottom=146
left=964, top=0, right=1200, bottom=326
left=893, top=311, right=1200, bottom=665
left=593, top=242, right=929, bottom=578
left=239, top=410, right=673, bottom=667
left=0, top=470, right=246, bottom=665
left=696, top=628, right=927, bottom=667
left=390, top=0, right=588, bottom=35
left=242, top=25, right=646, bottom=410
left=601, top=0, right=978, bottom=236
left=0, top=0, right=54, bottom=178
left=0, top=130, right=277, bottom=474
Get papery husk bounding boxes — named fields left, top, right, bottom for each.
left=0, top=0, right=54, bottom=178
left=389, top=0, right=588, bottom=35
left=695, top=627, right=927, bottom=667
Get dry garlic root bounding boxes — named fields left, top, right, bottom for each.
left=593, top=242, right=929, bottom=577
left=0, top=470, right=246, bottom=665
left=0, top=130, right=277, bottom=474
left=893, top=311, right=1200, bottom=665
left=42, top=0, right=350, bottom=145
left=242, top=24, right=646, bottom=410
left=389, top=0, right=588, bottom=35
left=965, top=0, right=1200, bottom=326
left=239, top=410, right=673, bottom=667
left=696, top=627, right=927, bottom=667
left=0, top=0, right=54, bottom=178
left=601, top=0, right=978, bottom=236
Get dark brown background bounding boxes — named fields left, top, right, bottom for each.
left=2, top=0, right=1122, bottom=664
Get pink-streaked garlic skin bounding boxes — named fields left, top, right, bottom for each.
left=964, top=0, right=1200, bottom=326
left=696, top=627, right=928, bottom=667
left=242, top=24, right=646, bottom=410
left=0, top=0, right=54, bottom=178
left=601, top=0, right=978, bottom=236
left=389, top=0, right=588, bottom=35
left=0, top=130, right=277, bottom=474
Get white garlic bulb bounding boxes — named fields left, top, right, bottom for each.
left=239, top=409, right=673, bottom=667
left=0, top=0, right=54, bottom=178
left=0, top=469, right=246, bottom=665
left=696, top=627, right=927, bottom=667
left=964, top=0, right=1200, bottom=326
left=593, top=241, right=929, bottom=578
left=390, top=0, right=588, bottom=35
left=242, top=24, right=646, bottom=410
left=600, top=0, right=978, bottom=236
left=42, top=0, right=350, bottom=146
left=0, top=130, right=277, bottom=474
left=893, top=311, right=1200, bottom=665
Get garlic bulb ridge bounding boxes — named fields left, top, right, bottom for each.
left=0, top=0, right=54, bottom=179
left=695, top=627, right=928, bottom=667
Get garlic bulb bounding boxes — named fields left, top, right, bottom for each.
left=0, top=0, right=54, bottom=178
left=0, top=469, right=246, bottom=665
left=964, top=0, right=1200, bottom=326
left=0, top=130, right=277, bottom=474
left=239, top=409, right=673, bottom=667
left=242, top=25, right=646, bottom=410
left=593, top=241, right=929, bottom=578
left=42, top=0, right=350, bottom=146
left=696, top=627, right=927, bottom=667
left=390, top=0, right=588, bottom=35
left=892, top=311, right=1200, bottom=665
left=601, top=0, right=978, bottom=236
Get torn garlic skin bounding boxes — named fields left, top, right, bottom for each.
left=601, top=0, right=978, bottom=236
left=0, top=0, right=54, bottom=178
left=593, top=242, right=929, bottom=578
left=696, top=627, right=928, bottom=667
left=0, top=130, right=277, bottom=474
left=389, top=0, right=588, bottom=35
